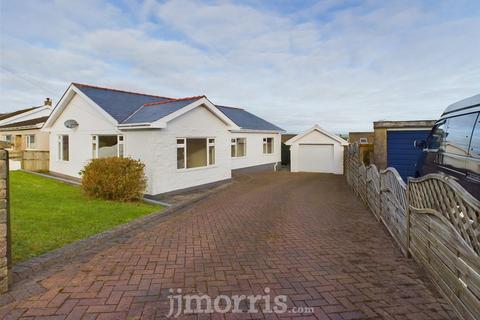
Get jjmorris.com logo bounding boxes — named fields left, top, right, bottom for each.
left=167, top=287, right=314, bottom=317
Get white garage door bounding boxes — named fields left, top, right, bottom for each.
left=298, top=144, right=334, bottom=173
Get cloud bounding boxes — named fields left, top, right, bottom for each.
left=1, top=0, right=479, bottom=133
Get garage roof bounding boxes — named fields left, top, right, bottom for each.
left=285, top=125, right=348, bottom=146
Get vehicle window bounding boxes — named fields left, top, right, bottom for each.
left=443, top=113, right=478, bottom=156
left=469, top=113, right=480, bottom=157
left=427, top=121, right=446, bottom=149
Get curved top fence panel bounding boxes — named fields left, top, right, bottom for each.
left=380, top=167, right=407, bottom=210
left=408, top=173, right=480, bottom=255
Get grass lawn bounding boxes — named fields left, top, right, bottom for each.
left=10, top=171, right=162, bottom=264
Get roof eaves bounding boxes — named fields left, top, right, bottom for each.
left=231, top=128, right=285, bottom=133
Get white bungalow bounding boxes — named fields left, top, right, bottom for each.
left=42, top=83, right=284, bottom=195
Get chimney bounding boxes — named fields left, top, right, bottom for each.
left=44, top=98, right=52, bottom=106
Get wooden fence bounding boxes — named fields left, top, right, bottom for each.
left=22, top=150, right=49, bottom=172
left=345, top=143, right=480, bottom=320
left=5, top=150, right=49, bottom=172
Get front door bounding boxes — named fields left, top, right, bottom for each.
left=14, top=135, right=22, bottom=150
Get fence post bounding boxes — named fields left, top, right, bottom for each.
left=378, top=173, right=383, bottom=222
left=364, top=168, right=367, bottom=203
left=0, top=150, right=10, bottom=293
left=405, top=182, right=411, bottom=258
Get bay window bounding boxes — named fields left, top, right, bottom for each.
left=231, top=138, right=246, bottom=157
left=177, top=138, right=215, bottom=169
left=92, top=135, right=124, bottom=158
left=263, top=137, right=274, bottom=154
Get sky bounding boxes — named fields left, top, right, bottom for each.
left=0, top=0, right=479, bottom=134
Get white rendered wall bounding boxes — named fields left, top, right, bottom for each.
left=230, top=132, right=281, bottom=170
left=133, top=106, right=232, bottom=195
left=48, top=94, right=121, bottom=178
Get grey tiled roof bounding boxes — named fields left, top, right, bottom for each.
left=123, top=97, right=203, bottom=124
left=74, top=84, right=170, bottom=122
left=216, top=106, right=284, bottom=131
left=0, top=116, right=48, bottom=129
left=73, top=84, right=283, bottom=131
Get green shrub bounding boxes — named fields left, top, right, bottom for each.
left=81, top=157, right=147, bottom=201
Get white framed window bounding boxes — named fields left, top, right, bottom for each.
left=91, top=135, right=124, bottom=158
left=177, top=138, right=215, bottom=169
left=58, top=135, right=69, bottom=161
left=359, top=138, right=368, bottom=144
left=263, top=137, right=274, bottom=154
left=2, top=135, right=12, bottom=144
left=208, top=138, right=215, bottom=165
left=26, top=135, right=36, bottom=149
left=231, top=138, right=246, bottom=158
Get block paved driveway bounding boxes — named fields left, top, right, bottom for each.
left=1, top=172, right=456, bottom=320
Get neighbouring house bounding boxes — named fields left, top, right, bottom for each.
left=42, top=83, right=284, bottom=195
left=349, top=131, right=374, bottom=165
left=0, top=98, right=53, bottom=151
left=285, top=125, right=348, bottom=174
left=349, top=131, right=374, bottom=144
left=373, top=120, right=436, bottom=180
left=281, top=134, right=297, bottom=165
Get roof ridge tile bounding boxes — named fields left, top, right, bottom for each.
left=72, top=82, right=172, bottom=99
left=216, top=105, right=244, bottom=110
left=143, top=96, right=205, bottom=107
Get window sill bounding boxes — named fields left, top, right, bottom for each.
left=177, top=165, right=217, bottom=173
left=232, top=156, right=247, bottom=159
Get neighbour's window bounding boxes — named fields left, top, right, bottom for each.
left=263, top=137, right=274, bottom=154
left=359, top=138, right=368, bottom=144
left=177, top=138, right=215, bottom=169
left=26, top=135, right=36, bottom=149
left=2, top=135, right=12, bottom=144
left=443, top=113, right=478, bottom=156
left=468, top=113, right=480, bottom=157
left=91, top=135, right=124, bottom=158
left=231, top=138, right=246, bottom=157
left=58, top=135, right=69, bottom=161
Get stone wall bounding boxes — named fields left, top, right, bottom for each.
left=349, top=132, right=375, bottom=144
left=373, top=128, right=387, bottom=169
left=0, top=150, right=10, bottom=294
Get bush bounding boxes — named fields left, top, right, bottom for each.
left=81, top=157, right=147, bottom=201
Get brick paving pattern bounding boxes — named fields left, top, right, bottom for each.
left=0, top=172, right=456, bottom=319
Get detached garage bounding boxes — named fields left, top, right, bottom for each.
left=286, top=125, right=348, bottom=174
